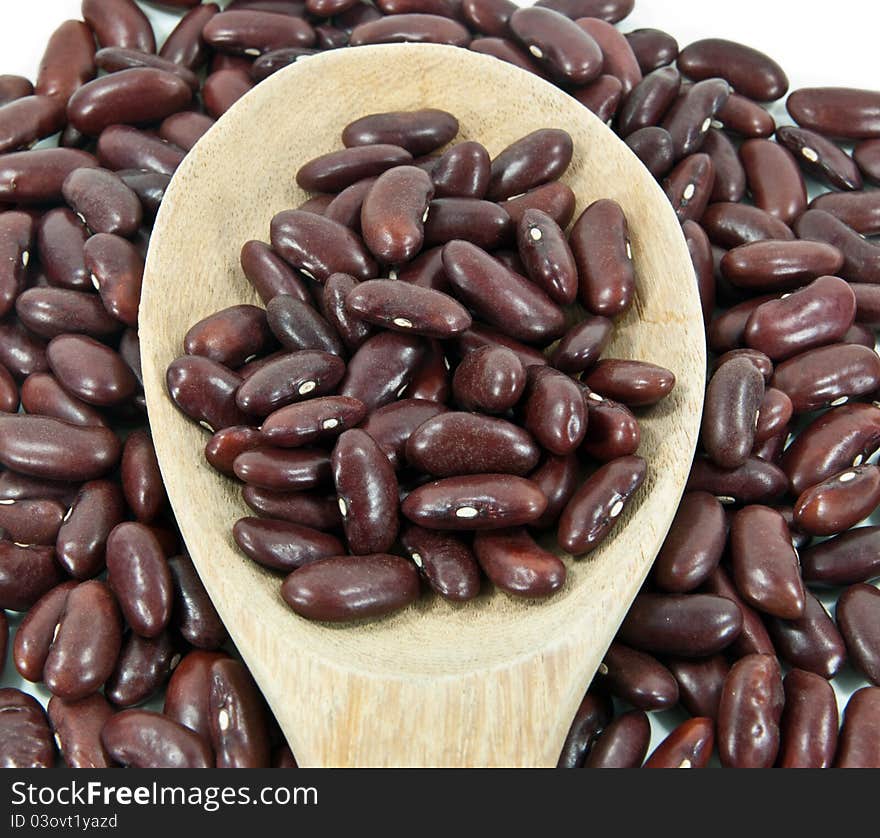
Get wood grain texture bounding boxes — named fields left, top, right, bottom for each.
left=140, top=44, right=706, bottom=767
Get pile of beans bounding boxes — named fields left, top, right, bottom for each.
left=0, top=0, right=879, bottom=768
left=168, top=112, right=675, bottom=621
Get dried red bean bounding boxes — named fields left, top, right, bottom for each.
left=0, top=688, right=54, bottom=768
left=102, top=709, right=212, bottom=768
left=474, top=527, right=566, bottom=598
left=643, top=717, right=714, bottom=768
left=104, top=630, right=180, bottom=708
left=580, top=395, right=641, bottom=462
left=349, top=14, right=471, bottom=47
left=400, top=525, right=480, bottom=601
left=556, top=689, right=613, bottom=768
left=47, top=693, right=115, bottom=769
left=666, top=655, right=729, bottom=719
left=209, top=658, right=270, bottom=768
left=740, top=139, right=807, bottom=224
left=836, top=583, right=880, bottom=686
left=168, top=555, right=227, bottom=650
left=342, top=109, right=458, bottom=156
left=597, top=642, right=679, bottom=711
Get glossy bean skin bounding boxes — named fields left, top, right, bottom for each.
left=260, top=397, right=362, bottom=449
left=203, top=67, right=254, bottom=118
left=184, top=305, right=273, bottom=369
left=583, top=710, right=651, bottom=769
left=717, top=654, right=784, bottom=769
left=701, top=357, right=764, bottom=469
left=643, top=717, right=714, bottom=768
left=281, top=553, right=420, bottom=621
left=16, top=288, right=120, bottom=342
left=0, top=148, right=98, bottom=205
left=82, top=0, right=156, bottom=51
left=836, top=583, right=880, bottom=685
left=0, top=363, right=18, bottom=413
left=811, top=191, right=880, bottom=237
left=617, top=66, right=681, bottom=138
left=740, top=139, right=807, bottom=224
left=508, top=8, right=603, bottom=86
left=468, top=36, right=549, bottom=78
left=48, top=694, right=115, bottom=768
left=721, top=240, right=843, bottom=293
left=855, top=139, right=880, bottom=184
left=342, top=109, right=458, bottom=156
left=160, top=112, right=216, bottom=152
left=426, top=141, right=489, bottom=199
left=662, top=78, right=730, bottom=159
left=557, top=455, right=646, bottom=555
left=776, top=125, right=863, bottom=191
left=104, top=630, right=180, bottom=708
left=97, top=125, right=185, bottom=177
left=487, top=129, right=573, bottom=201
left=521, top=366, right=586, bottom=456
left=704, top=564, right=775, bottom=658
left=775, top=669, right=839, bottom=769
left=61, top=167, right=142, bottom=238
left=499, top=182, right=576, bottom=229
left=557, top=688, right=614, bottom=767
left=576, top=17, right=641, bottom=96
left=168, top=555, right=227, bottom=651
left=835, top=687, right=880, bottom=767
left=47, top=334, right=137, bottom=408
left=167, top=355, right=251, bottom=432
left=572, top=74, right=624, bottom=123
left=102, top=710, right=212, bottom=768
left=242, top=487, right=341, bottom=532
left=332, top=429, right=398, bottom=555
left=203, top=10, right=316, bottom=56
left=241, top=240, right=310, bottom=306
left=95, top=46, right=199, bottom=91
left=208, top=658, right=270, bottom=768
left=55, top=480, right=124, bottom=580
left=801, top=526, right=880, bottom=586
left=83, top=234, right=143, bottom=328
left=158, top=3, right=220, bottom=69
left=781, top=403, right=880, bottom=496
left=0, top=415, right=120, bottom=482
left=793, top=464, right=880, bottom=537
left=452, top=346, right=525, bottom=414
left=766, top=591, right=847, bottom=680
left=702, top=129, right=746, bottom=203
left=0, top=689, right=54, bottom=768
left=120, top=431, right=164, bottom=525
left=0, top=94, right=62, bottom=155
left=13, top=581, right=77, bottom=682
left=0, top=321, right=49, bottom=381
left=163, top=649, right=228, bottom=744
left=323, top=178, right=376, bottom=232
left=349, top=14, right=471, bottom=47
left=0, top=543, right=63, bottom=614
left=402, top=474, right=547, bottom=530
left=580, top=395, right=640, bottom=462
left=297, top=145, right=412, bottom=195
left=339, top=332, right=425, bottom=411
left=583, top=359, right=675, bottom=408
left=473, top=528, right=566, bottom=598
left=233, top=447, right=330, bottom=493
left=653, top=492, right=726, bottom=593
left=666, top=655, right=729, bottom=719
left=271, top=209, right=376, bottom=283
left=702, top=202, right=795, bottom=249
left=618, top=593, right=743, bottom=657
left=516, top=208, right=577, bottom=306
left=38, top=208, right=90, bottom=290
left=0, top=74, right=33, bottom=106
left=569, top=199, right=634, bottom=318
left=442, top=241, right=565, bottom=344
left=677, top=38, right=788, bottom=102
left=663, top=153, right=715, bottom=223
left=43, top=580, right=122, bottom=701
left=625, top=128, right=673, bottom=179
left=551, top=317, right=613, bottom=375
left=234, top=516, right=344, bottom=572
left=0, top=498, right=65, bottom=547
left=0, top=211, right=33, bottom=319
left=400, top=525, right=480, bottom=601
left=34, top=19, right=95, bottom=103
left=786, top=87, right=880, bottom=140
left=423, top=197, right=512, bottom=251
left=625, top=27, right=678, bottom=72
left=456, top=323, right=548, bottom=371
left=754, top=388, right=793, bottom=445
left=730, top=505, right=805, bottom=620
left=598, top=642, right=679, bottom=711
left=406, top=412, right=540, bottom=477
left=795, top=209, right=880, bottom=285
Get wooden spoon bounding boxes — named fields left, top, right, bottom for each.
left=140, top=44, right=705, bottom=767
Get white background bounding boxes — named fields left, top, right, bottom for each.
left=0, top=0, right=878, bottom=763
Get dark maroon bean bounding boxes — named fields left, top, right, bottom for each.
left=624, top=126, right=676, bottom=178
left=701, top=357, right=764, bottom=469
left=271, top=209, right=377, bottom=283
left=168, top=555, right=227, bottom=650
left=801, top=527, right=880, bottom=586
left=835, top=583, right=880, bottom=685
left=0, top=472, right=76, bottom=504
left=661, top=78, right=730, bottom=158
left=13, top=581, right=76, bottom=682
left=43, top=580, right=122, bottom=700
left=48, top=694, right=115, bottom=768
left=0, top=689, right=53, bottom=768
left=853, top=283, right=880, bottom=326
left=242, top=486, right=341, bottom=531
left=442, top=241, right=565, bottom=344
left=576, top=17, right=641, bottom=96
left=617, top=66, right=681, bottom=138
left=359, top=398, right=446, bottom=470
left=375, top=0, right=460, bottom=17
left=522, top=366, right=586, bottom=455
left=37, top=18, right=97, bottom=101
left=580, top=394, right=640, bottom=462
left=572, top=74, right=624, bottom=123
left=402, top=474, right=546, bottom=530
left=0, top=540, right=63, bottom=612
left=342, top=110, right=458, bottom=156
left=516, top=209, right=577, bottom=306
left=97, top=125, right=185, bottom=176
left=349, top=14, right=470, bottom=47
left=400, top=525, right=480, bottom=601
left=663, top=152, right=715, bottom=223
left=461, top=0, right=516, bottom=36
left=557, top=455, right=645, bottom=555
left=233, top=447, right=330, bottom=492
left=529, top=454, right=580, bottom=530
left=116, top=170, right=169, bottom=221
left=811, top=190, right=880, bottom=237
left=677, top=39, right=787, bottom=102
left=159, top=3, right=220, bottom=70
left=332, top=429, right=398, bottom=554
left=0, top=211, right=33, bottom=319
left=777, top=669, right=838, bottom=769
left=451, top=346, right=524, bottom=414
left=498, top=181, right=576, bottom=229
left=164, top=649, right=228, bottom=743
left=766, top=590, right=846, bottom=680
left=203, top=10, right=315, bottom=56
left=104, top=630, right=179, bottom=707
left=407, top=412, right=540, bottom=477
left=682, top=220, right=714, bottom=321
left=619, top=593, right=743, bottom=657
left=106, top=523, right=173, bottom=638
left=233, top=517, right=343, bottom=571
left=487, top=129, right=573, bottom=201
left=786, top=87, right=880, bottom=140
left=241, top=240, right=311, bottom=306
left=535, top=0, right=633, bottom=22
left=550, top=317, right=612, bottom=376
left=0, top=363, right=17, bottom=413
left=708, top=295, right=778, bottom=354
left=281, top=553, right=420, bottom=621
left=323, top=178, right=376, bottom=232
left=776, top=125, right=862, bottom=191
left=0, top=498, right=65, bottom=547
left=469, top=36, right=549, bottom=77
left=666, top=655, right=729, bottom=719
left=626, top=28, right=678, bottom=74
left=423, top=197, right=512, bottom=251
left=429, top=141, right=491, bottom=200
left=205, top=427, right=265, bottom=476
left=0, top=74, right=33, bottom=106
left=0, top=148, right=98, bottom=205
left=795, top=208, right=880, bottom=285
left=56, top=480, right=125, bottom=580
left=583, top=359, right=675, bottom=407
left=702, top=202, right=795, bottom=249
left=704, top=564, right=775, bottom=658
left=208, top=658, right=270, bottom=768
left=740, top=139, right=807, bottom=224
left=558, top=689, right=613, bottom=767
left=318, top=273, right=370, bottom=352
left=598, top=642, right=678, bottom=711
left=721, top=240, right=843, bottom=292
left=474, top=527, right=565, bottom=598
left=37, top=208, right=89, bottom=290
left=95, top=46, right=200, bottom=91
left=202, top=68, right=254, bottom=118
left=456, top=323, right=548, bottom=370
left=21, top=374, right=105, bottom=428
left=15, top=288, right=120, bottom=343
left=843, top=322, right=875, bottom=347
left=82, top=0, right=156, bottom=52
left=583, top=710, right=650, bottom=769
left=754, top=388, right=792, bottom=445
left=717, top=654, right=783, bottom=768
left=0, top=321, right=48, bottom=381
left=715, top=91, right=776, bottom=137
left=184, top=305, right=273, bottom=369
left=159, top=112, right=215, bottom=152
left=298, top=145, right=413, bottom=195
left=261, top=397, right=365, bottom=449
left=0, top=95, right=66, bottom=155
left=653, top=492, right=725, bottom=593
left=102, top=709, right=212, bottom=768
left=702, top=129, right=746, bottom=203
left=46, top=335, right=136, bottom=408
left=251, top=47, right=318, bottom=81
left=61, top=167, right=141, bottom=239
left=835, top=687, right=880, bottom=767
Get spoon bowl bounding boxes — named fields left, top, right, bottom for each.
left=141, top=43, right=705, bottom=767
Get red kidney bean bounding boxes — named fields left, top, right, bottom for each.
left=843, top=321, right=876, bottom=347
left=168, top=555, right=227, bottom=650
left=400, top=525, right=480, bottom=601
left=754, top=388, right=792, bottom=445
left=159, top=3, right=220, bottom=69
left=403, top=341, right=449, bottom=402
left=442, top=240, right=565, bottom=343
left=775, top=669, right=838, bottom=769
left=55, top=480, right=124, bottom=580
left=795, top=208, right=880, bottom=285
left=623, top=128, right=671, bottom=180
left=653, top=492, right=726, bottom=593
left=580, top=394, right=640, bottom=462
left=34, top=19, right=95, bottom=105
left=203, top=67, right=254, bottom=118
left=102, top=709, right=212, bottom=768
left=714, top=92, right=775, bottom=138
left=0, top=95, right=67, bottom=155
left=159, top=112, right=215, bottom=152
left=0, top=498, right=65, bottom=547
left=505, top=7, right=602, bottom=86
left=0, top=364, right=18, bottom=413
left=184, top=305, right=273, bottom=369
left=37, top=208, right=90, bottom=290
left=666, top=655, right=729, bottom=719
left=643, top=717, right=714, bottom=768
left=46, top=335, right=136, bottom=408
left=521, top=366, right=586, bottom=455
left=740, top=139, right=807, bottom=224
left=15, top=288, right=117, bottom=343
left=342, top=109, right=458, bottom=156
left=717, top=654, right=783, bottom=768
left=105, top=523, right=173, bottom=638
left=558, top=689, right=614, bottom=767
left=429, top=141, right=490, bottom=199
left=20, top=373, right=104, bottom=429
left=797, top=463, right=880, bottom=533
left=677, top=38, right=787, bottom=102
left=536, top=0, right=634, bottom=23
left=208, top=658, right=270, bottom=768
left=617, top=66, right=681, bottom=138
left=701, top=357, right=764, bottom=469
left=82, top=0, right=156, bottom=52
left=241, top=240, right=311, bottom=306
left=699, top=129, right=745, bottom=203
left=0, top=74, right=32, bottom=106
left=598, top=642, right=678, bottom=711
left=61, top=168, right=142, bottom=239
left=558, top=455, right=645, bottom=555
left=43, top=580, right=121, bottom=700
left=349, top=14, right=471, bottom=46
left=97, top=125, right=185, bottom=177
left=0, top=688, right=54, bottom=768
left=317, top=274, right=370, bottom=353
left=469, top=36, right=549, bottom=78
left=13, top=581, right=76, bottom=682
left=460, top=0, right=516, bottom=37
left=835, top=687, right=880, bottom=767
left=457, top=324, right=548, bottom=371
left=281, top=553, right=420, bottom=621
left=576, top=17, right=641, bottom=96
left=702, top=202, right=795, bottom=249
left=116, top=170, right=169, bottom=221
left=515, top=208, right=577, bottom=306
left=0, top=211, right=33, bottom=319
left=625, top=27, right=678, bottom=73
left=374, top=0, right=464, bottom=18
left=0, top=148, right=98, bottom=205
left=164, top=649, right=228, bottom=744
left=811, top=191, right=880, bottom=237
left=730, top=505, right=805, bottom=620
left=663, top=152, right=715, bottom=223
left=323, top=178, right=376, bottom=232
left=233, top=447, right=330, bottom=492
left=572, top=74, right=624, bottom=123
left=242, top=486, right=341, bottom=531
left=703, top=564, right=774, bottom=658
left=499, top=182, right=576, bottom=229
left=422, top=197, right=512, bottom=251
left=233, top=517, right=343, bottom=571
left=203, top=10, right=315, bottom=56
left=0, top=321, right=49, bottom=381
left=0, top=472, right=76, bottom=505
left=487, top=129, right=573, bottom=202
left=298, top=146, right=413, bottom=195
left=708, top=294, right=777, bottom=354
left=450, top=346, right=523, bottom=414
left=583, top=709, right=650, bottom=769
left=775, top=125, right=862, bottom=191
left=261, top=397, right=363, bottom=449
left=682, top=220, right=714, bottom=321
left=852, top=283, right=880, bottom=326
left=95, top=46, right=200, bottom=91
left=473, top=527, right=565, bottom=598
left=721, top=240, right=843, bottom=292
left=662, top=78, right=730, bottom=159
left=332, top=429, right=398, bottom=554
left=48, top=693, right=115, bottom=768
left=786, top=87, right=880, bottom=140
left=358, top=399, right=445, bottom=470
left=765, top=590, right=846, bottom=680
left=104, top=630, right=180, bottom=707
left=271, top=209, right=376, bottom=283
left=836, top=583, right=880, bottom=685
left=583, top=359, right=675, bottom=408
left=550, top=317, right=613, bottom=376
left=0, top=539, right=63, bottom=612
left=340, top=334, right=429, bottom=413
left=854, top=138, right=880, bottom=185
left=801, top=526, right=880, bottom=586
